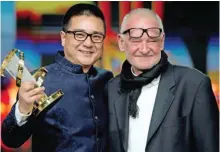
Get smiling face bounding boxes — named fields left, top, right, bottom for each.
left=60, top=15, right=105, bottom=72
left=118, top=12, right=165, bottom=75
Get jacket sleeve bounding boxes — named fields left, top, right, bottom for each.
left=104, top=71, right=114, bottom=152
left=1, top=102, right=33, bottom=148
left=192, top=76, right=219, bottom=152
left=1, top=69, right=40, bottom=148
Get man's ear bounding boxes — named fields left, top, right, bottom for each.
left=60, top=31, right=66, bottom=47
left=160, top=33, right=165, bottom=50
left=117, top=34, right=125, bottom=52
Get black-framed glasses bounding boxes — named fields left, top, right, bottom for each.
left=122, top=28, right=162, bottom=39
left=63, top=28, right=105, bottom=43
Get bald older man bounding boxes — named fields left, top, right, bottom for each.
left=107, top=8, right=219, bottom=152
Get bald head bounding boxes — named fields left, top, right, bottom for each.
left=120, top=8, right=164, bottom=33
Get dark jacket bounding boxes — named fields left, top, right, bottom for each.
left=107, top=62, right=219, bottom=152
left=2, top=51, right=113, bottom=152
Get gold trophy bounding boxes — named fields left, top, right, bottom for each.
left=1, top=49, right=64, bottom=116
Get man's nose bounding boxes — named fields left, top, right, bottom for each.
left=83, top=36, right=93, bottom=47
left=139, top=40, right=150, bottom=54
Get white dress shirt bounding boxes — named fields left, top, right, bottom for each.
left=128, top=67, right=161, bottom=152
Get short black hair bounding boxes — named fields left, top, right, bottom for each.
left=62, top=3, right=106, bottom=33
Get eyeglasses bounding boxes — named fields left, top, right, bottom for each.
left=63, top=28, right=105, bottom=43
left=122, top=28, right=162, bottom=39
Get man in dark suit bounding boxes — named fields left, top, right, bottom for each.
left=107, top=8, right=219, bottom=152
left=2, top=3, right=113, bottom=152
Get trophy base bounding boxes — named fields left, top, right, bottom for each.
left=33, top=90, right=64, bottom=116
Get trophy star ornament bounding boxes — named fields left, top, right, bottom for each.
left=0, top=49, right=64, bottom=116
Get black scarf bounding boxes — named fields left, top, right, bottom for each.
left=120, top=51, right=169, bottom=118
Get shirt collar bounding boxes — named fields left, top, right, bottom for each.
left=55, top=51, right=97, bottom=76
left=131, top=66, right=138, bottom=77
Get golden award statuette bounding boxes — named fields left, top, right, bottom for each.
left=0, top=49, right=64, bottom=116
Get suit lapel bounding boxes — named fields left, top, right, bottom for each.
left=146, top=63, right=175, bottom=146
left=113, top=64, right=176, bottom=151
left=114, top=90, right=129, bottom=152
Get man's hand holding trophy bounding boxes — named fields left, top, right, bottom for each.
left=1, top=49, right=64, bottom=116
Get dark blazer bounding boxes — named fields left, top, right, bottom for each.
left=2, top=52, right=113, bottom=152
left=107, top=63, right=219, bottom=152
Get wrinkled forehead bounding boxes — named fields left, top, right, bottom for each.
left=122, top=13, right=161, bottom=31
